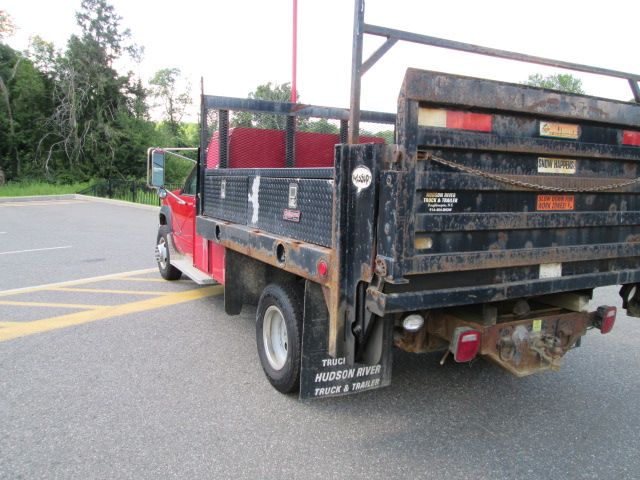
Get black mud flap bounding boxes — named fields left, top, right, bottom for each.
left=299, top=281, right=393, bottom=399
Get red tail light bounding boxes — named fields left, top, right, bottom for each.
left=451, top=327, right=481, bottom=362
left=419, top=108, right=493, bottom=133
left=623, top=130, right=640, bottom=146
left=596, top=306, right=617, bottom=334
left=317, top=259, right=328, bottom=277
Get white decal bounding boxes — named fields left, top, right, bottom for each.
left=423, top=192, right=458, bottom=212
left=539, top=263, right=562, bottom=278
left=248, top=176, right=261, bottom=226
left=538, top=157, right=576, bottom=175
left=352, top=166, right=372, bottom=191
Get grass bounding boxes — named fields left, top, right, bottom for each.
left=0, top=181, right=92, bottom=198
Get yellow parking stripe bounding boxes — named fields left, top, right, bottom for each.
left=48, top=287, right=165, bottom=296
left=0, top=301, right=105, bottom=309
left=0, top=285, right=223, bottom=342
left=114, top=277, right=171, bottom=283
left=0, top=322, right=19, bottom=328
left=0, top=268, right=157, bottom=298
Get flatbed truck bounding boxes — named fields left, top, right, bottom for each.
left=148, top=0, right=640, bottom=399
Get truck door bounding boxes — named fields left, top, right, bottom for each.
left=170, top=166, right=197, bottom=256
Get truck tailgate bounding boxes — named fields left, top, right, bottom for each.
left=372, top=69, right=640, bottom=313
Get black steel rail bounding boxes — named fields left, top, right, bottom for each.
left=348, top=0, right=640, bottom=143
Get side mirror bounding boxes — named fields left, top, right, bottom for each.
left=158, top=188, right=168, bottom=199
left=148, top=148, right=165, bottom=187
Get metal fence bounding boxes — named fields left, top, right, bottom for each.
left=79, top=180, right=181, bottom=206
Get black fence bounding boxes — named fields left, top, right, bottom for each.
left=79, top=180, right=182, bottom=206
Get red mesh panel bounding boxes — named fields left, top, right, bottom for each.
left=207, top=127, right=386, bottom=169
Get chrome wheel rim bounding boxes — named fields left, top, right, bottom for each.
left=156, top=238, right=168, bottom=269
left=263, top=305, right=288, bottom=371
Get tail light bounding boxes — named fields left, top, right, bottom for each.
left=623, top=130, right=640, bottom=146
left=595, top=306, right=617, bottom=334
left=317, top=259, right=328, bottom=277
left=450, top=327, right=481, bottom=362
left=419, top=108, right=493, bottom=133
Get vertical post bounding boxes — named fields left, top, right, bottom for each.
left=286, top=115, right=296, bottom=167
left=292, top=0, right=298, bottom=103
left=348, top=0, right=365, bottom=144
left=198, top=85, right=206, bottom=215
left=219, top=109, right=229, bottom=169
left=340, top=119, right=349, bottom=144
left=629, top=79, right=640, bottom=103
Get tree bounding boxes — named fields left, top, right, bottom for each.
left=42, top=0, right=148, bottom=180
left=0, top=44, right=52, bottom=179
left=149, top=68, right=191, bottom=139
left=525, top=73, right=585, bottom=94
left=0, top=10, right=15, bottom=40
left=232, top=82, right=298, bottom=130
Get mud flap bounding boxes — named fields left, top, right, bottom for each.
left=299, top=281, right=393, bottom=399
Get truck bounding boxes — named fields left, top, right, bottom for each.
left=147, top=0, right=640, bottom=399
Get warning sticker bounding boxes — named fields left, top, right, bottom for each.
left=423, top=192, right=458, bottom=212
left=537, top=157, right=576, bottom=174
left=283, top=209, right=301, bottom=222
left=540, top=122, right=579, bottom=140
left=536, top=195, right=575, bottom=211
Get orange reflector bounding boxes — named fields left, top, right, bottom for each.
left=419, top=108, right=492, bottom=132
left=623, top=130, right=640, bottom=146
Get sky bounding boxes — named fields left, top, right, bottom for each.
left=4, top=0, right=640, bottom=120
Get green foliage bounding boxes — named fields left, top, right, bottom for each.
left=232, top=82, right=297, bottom=130
left=149, top=68, right=191, bottom=138
left=0, top=43, right=53, bottom=180
left=0, top=10, right=15, bottom=40
left=0, top=180, right=92, bottom=197
left=525, top=73, right=585, bottom=94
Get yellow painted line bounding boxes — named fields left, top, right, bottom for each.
left=0, top=322, right=20, bottom=328
left=48, top=287, right=165, bottom=296
left=114, top=277, right=170, bottom=283
left=0, top=285, right=223, bottom=342
left=0, top=300, right=105, bottom=309
left=0, top=268, right=157, bottom=298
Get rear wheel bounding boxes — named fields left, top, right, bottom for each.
left=256, top=283, right=303, bottom=393
left=156, top=225, right=182, bottom=281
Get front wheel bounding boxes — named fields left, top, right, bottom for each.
left=155, top=225, right=182, bottom=281
left=256, top=283, right=303, bottom=393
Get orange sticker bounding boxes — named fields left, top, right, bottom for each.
left=536, top=195, right=575, bottom=211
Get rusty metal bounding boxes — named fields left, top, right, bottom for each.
left=400, top=307, right=596, bottom=376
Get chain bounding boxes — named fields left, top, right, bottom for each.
left=426, top=153, right=640, bottom=193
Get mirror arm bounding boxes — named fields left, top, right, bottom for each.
left=164, top=188, right=187, bottom=205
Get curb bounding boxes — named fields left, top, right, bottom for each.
left=0, top=193, right=160, bottom=211
left=74, top=194, right=160, bottom=211
left=0, top=194, right=77, bottom=203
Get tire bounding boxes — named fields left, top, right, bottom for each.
left=155, top=225, right=182, bottom=281
left=256, top=282, right=303, bottom=394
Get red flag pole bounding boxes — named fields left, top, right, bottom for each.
left=291, top=0, right=298, bottom=103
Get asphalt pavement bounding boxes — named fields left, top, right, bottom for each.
left=1, top=197, right=639, bottom=479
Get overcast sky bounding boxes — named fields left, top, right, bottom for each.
left=5, top=0, right=640, bottom=119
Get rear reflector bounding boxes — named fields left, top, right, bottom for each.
left=623, top=130, right=640, bottom=146
left=419, top=108, right=492, bottom=132
left=596, top=306, right=617, bottom=334
left=450, top=327, right=481, bottom=362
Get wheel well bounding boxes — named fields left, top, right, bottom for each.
left=224, top=249, right=302, bottom=315
left=159, top=213, right=167, bottom=225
